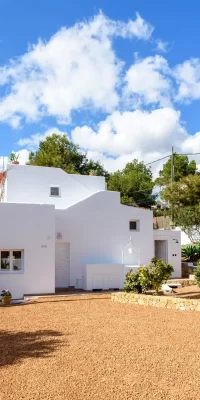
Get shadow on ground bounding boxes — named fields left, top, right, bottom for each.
left=0, top=330, right=63, bottom=367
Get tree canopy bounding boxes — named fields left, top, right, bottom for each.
left=163, top=174, right=200, bottom=207
left=162, top=174, right=200, bottom=238
left=107, top=160, right=156, bottom=208
left=156, top=153, right=197, bottom=187
left=28, top=134, right=108, bottom=177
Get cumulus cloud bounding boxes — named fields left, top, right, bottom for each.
left=14, top=107, right=200, bottom=177
left=70, top=107, right=193, bottom=175
left=18, top=127, right=66, bottom=151
left=71, top=108, right=186, bottom=156
left=174, top=58, right=200, bottom=102
left=0, top=12, right=153, bottom=128
left=180, top=131, right=200, bottom=153
left=124, top=55, right=172, bottom=107
left=2, top=12, right=200, bottom=178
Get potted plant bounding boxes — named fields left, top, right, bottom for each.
left=9, top=152, right=19, bottom=165
left=1, top=289, right=12, bottom=305
left=89, top=169, right=97, bottom=176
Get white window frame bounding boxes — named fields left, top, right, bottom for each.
left=49, top=186, right=61, bottom=197
left=129, top=220, right=140, bottom=232
left=0, top=250, right=24, bottom=274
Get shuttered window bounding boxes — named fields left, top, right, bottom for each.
left=50, top=187, right=60, bottom=197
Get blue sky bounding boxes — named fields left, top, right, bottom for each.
left=1, top=0, right=200, bottom=173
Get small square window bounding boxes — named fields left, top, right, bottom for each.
left=129, top=220, right=139, bottom=231
left=50, top=187, right=60, bottom=197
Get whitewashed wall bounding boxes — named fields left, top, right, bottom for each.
left=153, top=230, right=181, bottom=277
left=6, top=165, right=106, bottom=209
left=0, top=203, right=55, bottom=298
left=174, top=227, right=200, bottom=245
left=84, top=264, right=125, bottom=290
left=56, top=191, right=154, bottom=287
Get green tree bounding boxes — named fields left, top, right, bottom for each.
left=173, top=206, right=200, bottom=242
left=162, top=175, right=200, bottom=207
left=107, top=160, right=156, bottom=208
left=28, top=134, right=108, bottom=177
left=156, top=153, right=197, bottom=187
left=161, top=175, right=200, bottom=240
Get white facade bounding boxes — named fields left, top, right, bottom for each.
left=153, top=229, right=181, bottom=278
left=0, top=202, right=55, bottom=298
left=0, top=165, right=182, bottom=297
left=56, top=190, right=154, bottom=288
left=6, top=165, right=106, bottom=208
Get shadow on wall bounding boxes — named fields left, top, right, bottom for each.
left=0, top=330, right=64, bottom=367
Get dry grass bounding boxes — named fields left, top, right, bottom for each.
left=1, top=294, right=200, bottom=400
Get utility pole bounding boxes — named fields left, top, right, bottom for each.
left=171, top=146, right=174, bottom=225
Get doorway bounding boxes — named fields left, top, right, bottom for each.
left=154, top=240, right=168, bottom=262
left=55, top=242, right=70, bottom=288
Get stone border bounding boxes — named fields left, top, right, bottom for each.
left=167, top=278, right=197, bottom=286
left=111, top=292, right=200, bottom=311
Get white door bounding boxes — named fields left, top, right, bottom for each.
left=155, top=240, right=168, bottom=262
left=55, top=243, right=70, bottom=288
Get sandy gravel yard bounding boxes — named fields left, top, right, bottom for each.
left=1, top=294, right=200, bottom=400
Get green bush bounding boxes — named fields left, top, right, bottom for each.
left=137, top=266, right=153, bottom=292
left=146, top=257, right=174, bottom=295
left=123, top=269, right=142, bottom=293
left=195, top=263, right=200, bottom=287
left=124, top=258, right=174, bottom=295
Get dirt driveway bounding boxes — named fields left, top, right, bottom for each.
left=1, top=294, right=200, bottom=400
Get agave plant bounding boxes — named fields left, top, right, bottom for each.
left=181, top=244, right=200, bottom=261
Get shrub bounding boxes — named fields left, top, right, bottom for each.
left=137, top=266, right=153, bottom=292
left=181, top=244, right=200, bottom=262
left=124, top=258, right=174, bottom=295
left=146, top=257, right=174, bottom=295
left=123, top=269, right=142, bottom=293
left=195, top=264, right=200, bottom=287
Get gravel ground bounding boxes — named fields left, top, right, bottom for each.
left=1, top=294, right=200, bottom=400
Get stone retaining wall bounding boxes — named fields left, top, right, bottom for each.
left=111, top=292, right=200, bottom=311
left=167, top=278, right=197, bottom=286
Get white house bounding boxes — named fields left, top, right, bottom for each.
left=0, top=165, right=181, bottom=298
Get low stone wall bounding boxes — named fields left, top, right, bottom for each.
left=167, top=278, right=197, bottom=286
left=111, top=292, right=200, bottom=311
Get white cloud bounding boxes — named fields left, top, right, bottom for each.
left=0, top=12, right=153, bottom=127
left=18, top=127, right=66, bottom=151
left=72, top=107, right=185, bottom=157
left=124, top=55, right=172, bottom=107
left=12, top=108, right=200, bottom=177
left=155, top=40, right=169, bottom=53
left=72, top=107, right=200, bottom=176
left=174, top=58, right=200, bottom=101
left=71, top=107, right=191, bottom=176
left=180, top=131, right=200, bottom=153
left=16, top=149, right=30, bottom=164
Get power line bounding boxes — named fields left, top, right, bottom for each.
left=144, top=155, right=170, bottom=166
left=144, top=151, right=200, bottom=167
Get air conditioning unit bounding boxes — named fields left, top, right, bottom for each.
left=56, top=232, right=62, bottom=240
